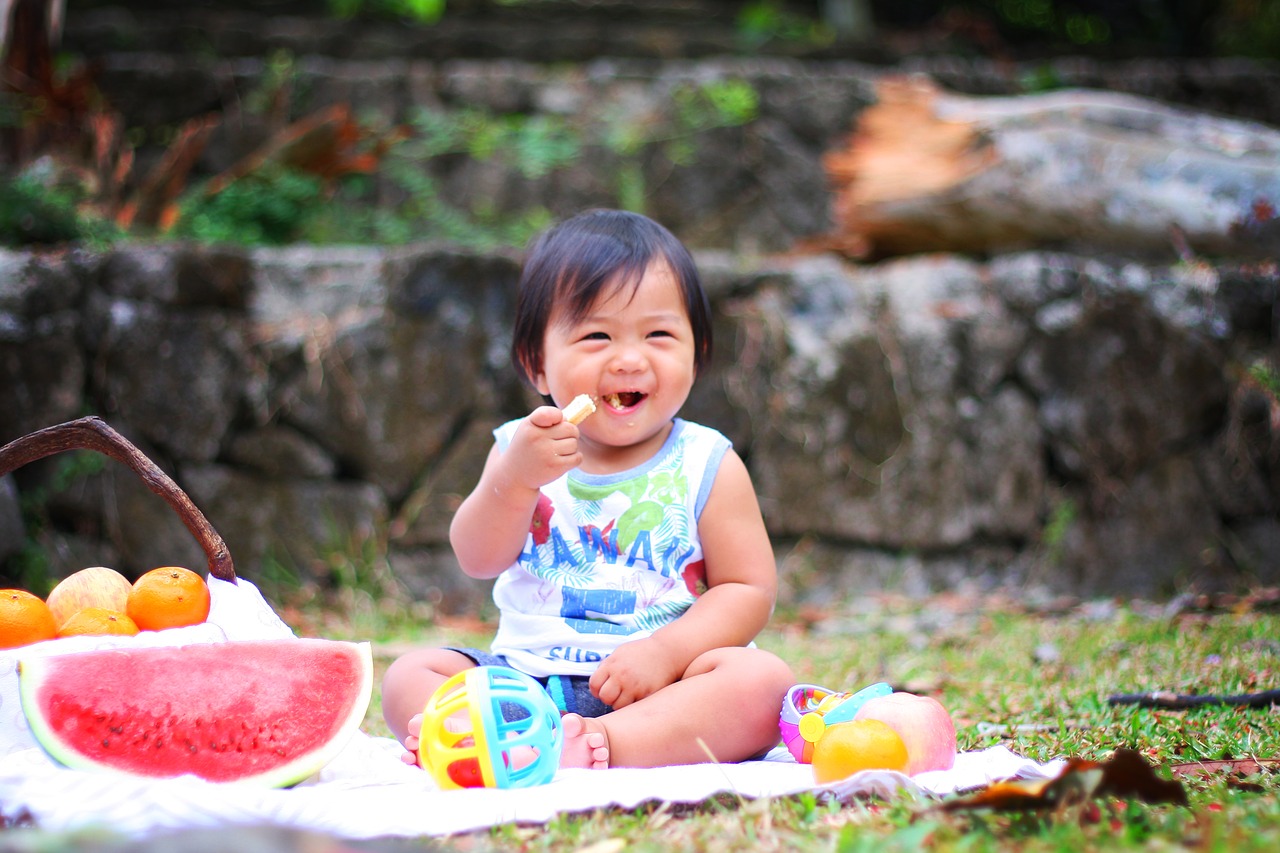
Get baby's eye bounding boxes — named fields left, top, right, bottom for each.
left=580, top=331, right=610, bottom=342
left=647, top=329, right=674, bottom=339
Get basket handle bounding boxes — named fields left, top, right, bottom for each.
left=0, top=416, right=236, bottom=582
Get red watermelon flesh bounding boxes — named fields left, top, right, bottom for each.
left=18, top=638, right=372, bottom=787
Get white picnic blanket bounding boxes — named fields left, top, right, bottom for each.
left=0, top=578, right=1065, bottom=839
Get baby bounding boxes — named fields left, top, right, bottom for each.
left=382, top=209, right=793, bottom=769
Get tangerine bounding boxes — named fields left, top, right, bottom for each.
left=46, top=567, right=133, bottom=628
left=811, top=719, right=910, bottom=783
left=0, top=589, right=59, bottom=649
left=127, top=566, right=211, bottom=631
left=57, top=607, right=139, bottom=638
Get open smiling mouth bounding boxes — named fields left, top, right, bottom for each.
left=603, top=391, right=646, bottom=410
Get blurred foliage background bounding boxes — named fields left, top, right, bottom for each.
left=1, top=0, right=1277, bottom=250
left=317, top=0, right=1280, bottom=58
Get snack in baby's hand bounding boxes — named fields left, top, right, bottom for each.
left=562, top=394, right=596, bottom=425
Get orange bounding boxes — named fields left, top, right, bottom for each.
left=46, top=567, right=133, bottom=628
left=57, top=607, right=139, bottom=638
left=811, top=719, right=910, bottom=783
left=127, top=566, right=211, bottom=631
left=0, top=589, right=59, bottom=649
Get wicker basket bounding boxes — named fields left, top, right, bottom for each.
left=0, top=416, right=236, bottom=583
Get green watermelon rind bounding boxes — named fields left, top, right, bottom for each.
left=18, top=638, right=373, bottom=788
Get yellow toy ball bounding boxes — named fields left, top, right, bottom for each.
left=419, top=666, right=563, bottom=789
left=811, top=719, right=909, bottom=783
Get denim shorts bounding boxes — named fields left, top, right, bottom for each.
left=446, top=647, right=613, bottom=719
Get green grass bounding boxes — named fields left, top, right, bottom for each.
left=283, top=590, right=1280, bottom=851
left=6, top=590, right=1275, bottom=850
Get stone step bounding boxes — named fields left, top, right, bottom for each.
left=38, top=47, right=1275, bottom=254
left=61, top=0, right=850, bottom=63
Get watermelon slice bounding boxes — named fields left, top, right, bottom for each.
left=18, top=638, right=372, bottom=788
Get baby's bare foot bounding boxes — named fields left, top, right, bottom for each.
left=559, top=713, right=609, bottom=769
left=400, top=712, right=424, bottom=766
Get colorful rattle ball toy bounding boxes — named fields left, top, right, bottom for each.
left=779, top=681, right=892, bottom=763
left=419, top=665, right=563, bottom=789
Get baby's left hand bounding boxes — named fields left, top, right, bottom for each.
left=588, top=636, right=685, bottom=708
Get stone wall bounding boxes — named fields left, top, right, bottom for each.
left=2, top=243, right=1275, bottom=607
left=4, top=9, right=1278, bottom=606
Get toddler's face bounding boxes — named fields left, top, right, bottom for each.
left=536, top=260, right=697, bottom=458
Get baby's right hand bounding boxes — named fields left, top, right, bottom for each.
left=500, top=406, right=583, bottom=490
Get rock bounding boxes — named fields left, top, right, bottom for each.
left=387, top=547, right=494, bottom=618
left=752, top=255, right=1045, bottom=550
left=88, top=296, right=248, bottom=463
left=0, top=311, right=84, bottom=446
left=0, top=244, right=1274, bottom=602
left=260, top=249, right=518, bottom=500
left=392, top=418, right=507, bottom=548
left=1042, top=454, right=1227, bottom=597
left=226, top=426, right=338, bottom=480
left=0, top=252, right=89, bottom=444
left=1015, top=267, right=1229, bottom=484
left=181, top=465, right=388, bottom=587
left=101, top=244, right=251, bottom=308
left=0, top=476, right=24, bottom=563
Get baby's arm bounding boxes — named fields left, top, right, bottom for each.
left=449, top=406, right=583, bottom=578
left=589, top=449, right=777, bottom=707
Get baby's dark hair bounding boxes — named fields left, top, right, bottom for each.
left=511, top=209, right=713, bottom=384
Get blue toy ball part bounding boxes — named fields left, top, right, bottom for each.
left=426, top=666, right=564, bottom=789
left=821, top=681, right=893, bottom=726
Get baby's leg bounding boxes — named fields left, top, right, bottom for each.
left=596, top=647, right=793, bottom=768
left=381, top=647, right=477, bottom=755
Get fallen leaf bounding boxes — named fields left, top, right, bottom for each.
left=940, top=749, right=1187, bottom=813
left=1096, top=748, right=1188, bottom=805
left=940, top=765, right=1101, bottom=812
left=1169, top=758, right=1280, bottom=779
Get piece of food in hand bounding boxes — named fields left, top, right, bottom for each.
left=562, top=394, right=596, bottom=425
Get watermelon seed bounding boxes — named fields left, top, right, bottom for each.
left=101, top=738, right=110, bottom=749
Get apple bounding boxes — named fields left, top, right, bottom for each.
left=853, top=692, right=957, bottom=775
left=45, top=566, right=132, bottom=628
